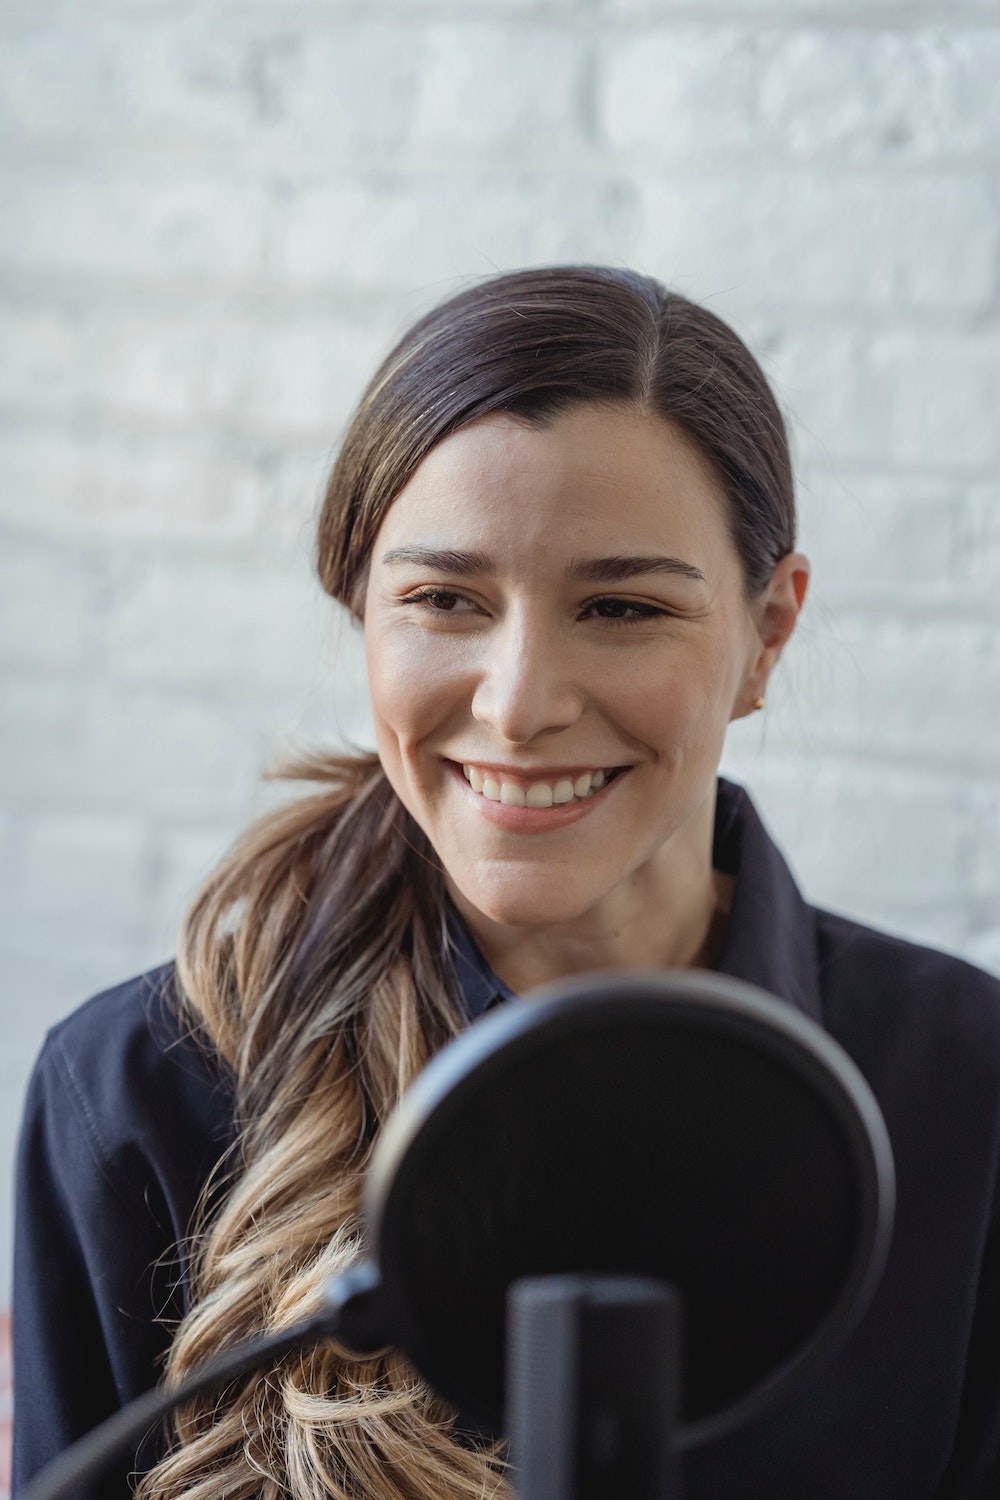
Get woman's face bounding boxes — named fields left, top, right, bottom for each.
left=363, top=403, right=795, bottom=933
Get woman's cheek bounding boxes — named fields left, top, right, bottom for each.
left=366, top=622, right=473, bottom=743
left=617, top=648, right=732, bottom=759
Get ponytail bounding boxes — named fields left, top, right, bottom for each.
left=138, top=752, right=508, bottom=1500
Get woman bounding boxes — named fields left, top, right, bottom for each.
left=14, top=267, right=1000, bottom=1499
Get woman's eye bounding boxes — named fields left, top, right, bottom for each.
left=403, top=588, right=476, bottom=613
left=585, top=597, right=666, bottom=622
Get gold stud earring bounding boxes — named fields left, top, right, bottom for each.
left=752, top=697, right=766, bottom=712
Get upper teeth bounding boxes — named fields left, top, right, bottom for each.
left=462, top=765, right=609, bottom=807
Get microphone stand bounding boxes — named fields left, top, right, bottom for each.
left=20, top=1270, right=683, bottom=1500
left=507, top=1275, right=682, bottom=1500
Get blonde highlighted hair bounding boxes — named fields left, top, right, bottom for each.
left=138, top=752, right=509, bottom=1497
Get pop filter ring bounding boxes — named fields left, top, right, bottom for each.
left=366, top=969, right=896, bottom=1448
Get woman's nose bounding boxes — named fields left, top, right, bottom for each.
left=470, top=618, right=585, bottom=745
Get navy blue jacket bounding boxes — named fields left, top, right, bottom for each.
left=13, top=782, right=1000, bottom=1497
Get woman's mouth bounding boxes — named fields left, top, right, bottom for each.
left=459, top=763, right=621, bottom=808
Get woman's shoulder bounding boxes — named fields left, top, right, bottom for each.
left=43, top=962, right=175, bottom=1066
left=812, top=907, right=1000, bottom=1086
left=814, top=906, right=1000, bottom=1001
left=14, top=969, right=238, bottom=1476
left=31, top=963, right=235, bottom=1202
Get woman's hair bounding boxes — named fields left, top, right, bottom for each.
left=321, top=264, right=794, bottom=613
left=140, top=267, right=795, bottom=1499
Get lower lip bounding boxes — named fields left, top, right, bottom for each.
left=447, top=762, right=625, bottom=832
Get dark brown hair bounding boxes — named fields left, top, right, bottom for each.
left=319, top=265, right=795, bottom=612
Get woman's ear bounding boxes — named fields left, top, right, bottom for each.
left=734, top=552, right=810, bottom=719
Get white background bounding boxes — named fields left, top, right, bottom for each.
left=1, top=0, right=999, bottom=1295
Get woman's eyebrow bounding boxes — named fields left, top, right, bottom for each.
left=379, top=547, right=706, bottom=585
left=380, top=546, right=495, bottom=574
left=566, top=554, right=706, bottom=584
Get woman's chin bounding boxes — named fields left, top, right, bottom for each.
left=450, top=876, right=606, bottom=938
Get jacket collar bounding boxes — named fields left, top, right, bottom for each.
left=447, top=778, right=822, bottom=1027
left=712, top=779, right=823, bottom=1025
left=446, top=905, right=517, bottom=1019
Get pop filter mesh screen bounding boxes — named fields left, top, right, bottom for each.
left=377, top=1010, right=857, bottom=1429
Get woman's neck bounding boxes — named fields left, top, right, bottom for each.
left=453, top=851, right=735, bottom=997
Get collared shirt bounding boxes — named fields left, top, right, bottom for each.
left=13, top=780, right=1000, bottom=1497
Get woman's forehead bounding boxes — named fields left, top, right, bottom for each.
left=374, top=405, right=734, bottom=560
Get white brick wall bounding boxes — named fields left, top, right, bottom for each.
left=1, top=0, right=998, bottom=1300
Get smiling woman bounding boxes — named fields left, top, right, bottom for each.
left=12, top=269, right=1000, bottom=1500
left=363, top=405, right=806, bottom=976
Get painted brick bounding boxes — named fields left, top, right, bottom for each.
left=0, top=16, right=586, bottom=165
left=967, top=786, right=1000, bottom=904
left=760, top=326, right=1000, bottom=474
left=0, top=1032, right=44, bottom=1298
left=0, top=676, right=268, bottom=819
left=601, top=25, right=1000, bottom=163
left=0, top=16, right=276, bottom=146
left=247, top=445, right=335, bottom=549
left=795, top=475, right=962, bottom=606
left=938, top=30, right=1000, bottom=154
left=758, top=30, right=942, bottom=160
left=0, top=301, right=397, bottom=441
left=396, top=0, right=580, bottom=9
left=599, top=26, right=763, bottom=161
left=598, top=0, right=989, bottom=12
left=17, top=308, right=255, bottom=427
left=0, top=161, right=269, bottom=283
left=718, top=761, right=997, bottom=972
left=104, top=554, right=330, bottom=691
left=760, top=28, right=1000, bottom=160
left=2, top=811, right=150, bottom=932
left=0, top=677, right=97, bottom=814
left=94, top=314, right=254, bottom=426
left=257, top=20, right=419, bottom=155
left=957, top=484, right=1000, bottom=597
left=324, top=606, right=375, bottom=747
left=409, top=24, right=584, bottom=158
left=739, top=325, right=875, bottom=475
left=719, top=753, right=968, bottom=912
left=967, top=928, right=1000, bottom=979
left=242, top=316, right=396, bottom=438
left=0, top=427, right=259, bottom=541
left=149, top=821, right=242, bottom=951
left=0, top=950, right=155, bottom=1052
left=0, top=533, right=109, bottom=670
left=82, top=690, right=275, bottom=820
left=763, top=616, right=1000, bottom=774
left=867, top=331, right=1000, bottom=473
left=0, top=17, right=420, bottom=156
left=0, top=303, right=102, bottom=416
left=256, top=19, right=583, bottom=162
left=631, top=174, right=997, bottom=311
left=269, top=174, right=635, bottom=291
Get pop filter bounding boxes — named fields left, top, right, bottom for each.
left=361, top=969, right=895, bottom=1447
